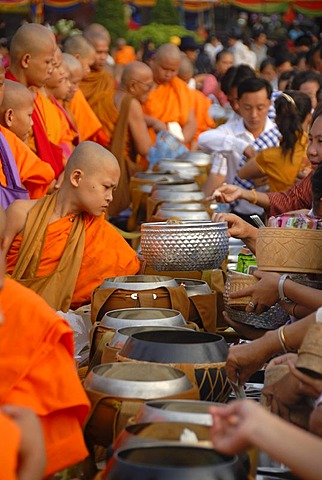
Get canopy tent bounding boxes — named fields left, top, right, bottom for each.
left=228, top=0, right=322, bottom=15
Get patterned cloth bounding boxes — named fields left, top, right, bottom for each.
left=267, top=171, right=313, bottom=217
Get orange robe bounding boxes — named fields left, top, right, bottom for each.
left=0, top=412, right=20, bottom=480
left=68, top=88, right=109, bottom=145
left=31, top=92, right=74, bottom=163
left=0, top=125, right=54, bottom=198
left=0, top=278, right=90, bottom=476
left=6, top=213, right=140, bottom=308
left=142, top=76, right=194, bottom=144
left=191, top=89, right=215, bottom=141
left=114, top=45, right=136, bottom=65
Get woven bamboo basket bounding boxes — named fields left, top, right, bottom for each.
left=256, top=227, right=322, bottom=274
left=225, top=272, right=259, bottom=310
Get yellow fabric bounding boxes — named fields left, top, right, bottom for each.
left=255, top=132, right=309, bottom=192
left=68, top=88, right=106, bottom=143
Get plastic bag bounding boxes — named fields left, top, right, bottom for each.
left=148, top=130, right=188, bottom=168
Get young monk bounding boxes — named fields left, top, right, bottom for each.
left=90, top=61, right=152, bottom=216
left=5, top=141, right=140, bottom=311
left=63, top=37, right=109, bottom=145
left=0, top=206, right=90, bottom=477
left=142, top=43, right=197, bottom=145
left=0, top=74, right=55, bottom=203
left=6, top=23, right=64, bottom=179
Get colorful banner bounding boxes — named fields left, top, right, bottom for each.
left=0, top=0, right=30, bottom=12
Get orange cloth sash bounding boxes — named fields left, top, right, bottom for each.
left=191, top=89, right=215, bottom=140
left=0, top=278, right=90, bottom=476
left=6, top=213, right=140, bottom=308
left=114, top=46, right=136, bottom=65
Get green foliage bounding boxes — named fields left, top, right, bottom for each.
left=93, top=0, right=127, bottom=44
left=127, top=23, right=199, bottom=51
left=152, top=0, right=180, bottom=25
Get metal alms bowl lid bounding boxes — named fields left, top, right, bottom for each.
left=101, top=308, right=187, bottom=330
left=83, top=363, right=193, bottom=399
left=152, top=179, right=200, bottom=192
left=99, top=275, right=178, bottom=291
left=155, top=208, right=210, bottom=221
left=174, top=278, right=212, bottom=297
left=120, top=329, right=228, bottom=364
left=110, top=325, right=192, bottom=349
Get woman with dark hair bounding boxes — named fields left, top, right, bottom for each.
left=259, top=57, right=277, bottom=88
left=238, top=90, right=312, bottom=191
left=199, top=49, right=234, bottom=106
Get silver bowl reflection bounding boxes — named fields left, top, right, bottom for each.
left=151, top=179, right=199, bottom=192
left=101, top=308, right=187, bottom=331
left=84, top=363, right=193, bottom=399
left=150, top=189, right=205, bottom=203
left=174, top=278, right=212, bottom=297
left=99, top=275, right=178, bottom=291
left=110, top=325, right=191, bottom=350
left=155, top=207, right=210, bottom=221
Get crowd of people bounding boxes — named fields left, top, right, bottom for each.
left=0, top=15, right=321, bottom=479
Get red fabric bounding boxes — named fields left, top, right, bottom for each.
left=5, top=70, right=64, bottom=178
left=267, top=171, right=313, bottom=217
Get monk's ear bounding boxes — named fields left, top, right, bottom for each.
left=21, top=53, right=31, bottom=69
left=4, top=108, right=13, bottom=128
left=70, top=168, right=84, bottom=187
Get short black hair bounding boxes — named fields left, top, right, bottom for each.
left=221, top=64, right=255, bottom=96
left=292, top=70, right=322, bottom=91
left=259, top=57, right=275, bottom=73
left=237, top=77, right=272, bottom=100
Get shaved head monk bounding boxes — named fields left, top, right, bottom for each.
left=5, top=141, right=140, bottom=311
left=0, top=71, right=55, bottom=204
left=6, top=23, right=65, bottom=179
left=63, top=39, right=109, bottom=145
left=90, top=61, right=152, bottom=216
left=80, top=24, right=115, bottom=121
left=178, top=56, right=215, bottom=150
left=142, top=43, right=197, bottom=145
left=0, top=205, right=90, bottom=477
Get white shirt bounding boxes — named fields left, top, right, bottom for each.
left=230, top=40, right=256, bottom=69
left=198, top=117, right=277, bottom=215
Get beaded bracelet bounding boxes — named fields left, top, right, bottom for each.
left=250, top=188, right=258, bottom=205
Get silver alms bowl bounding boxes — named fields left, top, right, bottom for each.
left=140, top=221, right=228, bottom=271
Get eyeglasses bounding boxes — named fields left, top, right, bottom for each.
left=132, top=79, right=154, bottom=91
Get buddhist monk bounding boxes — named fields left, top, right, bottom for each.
left=6, top=23, right=64, bottom=179
left=178, top=56, right=215, bottom=150
left=0, top=74, right=55, bottom=203
left=63, top=38, right=109, bottom=145
left=80, top=24, right=115, bottom=111
left=0, top=206, right=90, bottom=477
left=90, top=61, right=152, bottom=216
left=142, top=43, right=197, bottom=145
left=5, top=141, right=140, bottom=311
left=114, top=38, right=137, bottom=65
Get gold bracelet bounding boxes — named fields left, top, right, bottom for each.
left=250, top=188, right=258, bottom=204
left=291, top=303, right=297, bottom=318
left=278, top=325, right=288, bottom=353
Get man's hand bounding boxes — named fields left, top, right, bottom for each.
left=1, top=405, right=46, bottom=480
left=243, top=145, right=257, bottom=160
left=225, top=337, right=269, bottom=385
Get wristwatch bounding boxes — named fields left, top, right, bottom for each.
left=278, top=274, right=290, bottom=302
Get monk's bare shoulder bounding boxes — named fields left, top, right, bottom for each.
left=4, top=199, right=38, bottom=252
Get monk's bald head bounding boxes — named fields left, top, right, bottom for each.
left=62, top=52, right=82, bottom=73
left=62, top=53, right=82, bottom=101
left=152, top=43, right=181, bottom=84
left=0, top=80, right=34, bottom=141
left=120, top=61, right=153, bottom=103
left=10, top=23, right=56, bottom=60
left=178, top=56, right=194, bottom=84
left=65, top=141, right=119, bottom=178
left=1, top=79, right=33, bottom=112
left=63, top=35, right=95, bottom=59
left=9, top=23, right=56, bottom=88
left=83, top=23, right=111, bottom=43
left=63, top=142, right=120, bottom=216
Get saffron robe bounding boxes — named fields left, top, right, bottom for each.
left=0, top=278, right=90, bottom=476
left=114, top=45, right=136, bottom=65
left=0, top=125, right=54, bottom=198
left=68, top=88, right=109, bottom=145
left=142, top=76, right=194, bottom=144
left=0, top=412, right=20, bottom=480
left=6, top=212, right=140, bottom=308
